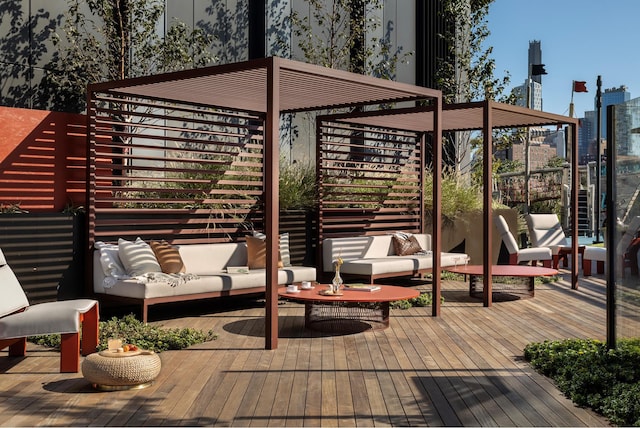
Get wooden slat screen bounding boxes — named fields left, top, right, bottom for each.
left=317, top=120, right=425, bottom=241
left=87, top=92, right=266, bottom=246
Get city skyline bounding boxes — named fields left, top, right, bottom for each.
left=486, top=0, right=638, bottom=119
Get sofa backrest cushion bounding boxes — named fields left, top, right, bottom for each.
left=178, top=243, right=247, bottom=275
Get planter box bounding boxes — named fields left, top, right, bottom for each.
left=0, top=213, right=85, bottom=304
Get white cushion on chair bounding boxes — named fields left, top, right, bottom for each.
left=518, top=247, right=552, bottom=263
left=0, top=256, right=30, bottom=318
left=526, top=214, right=568, bottom=254
left=494, top=215, right=519, bottom=254
left=583, top=246, right=606, bottom=262
left=0, top=299, right=98, bottom=339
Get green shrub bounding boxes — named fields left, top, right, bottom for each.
left=279, top=161, right=317, bottom=210
left=524, top=338, right=640, bottom=426
left=390, top=292, right=443, bottom=309
left=29, top=314, right=217, bottom=353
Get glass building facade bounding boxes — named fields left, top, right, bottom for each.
left=609, top=97, right=640, bottom=341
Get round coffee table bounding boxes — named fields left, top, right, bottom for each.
left=445, top=264, right=558, bottom=304
left=279, top=284, right=419, bottom=332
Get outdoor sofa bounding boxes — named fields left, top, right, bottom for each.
left=322, top=233, right=469, bottom=284
left=93, top=236, right=316, bottom=322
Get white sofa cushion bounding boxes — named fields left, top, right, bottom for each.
left=178, top=243, right=247, bottom=275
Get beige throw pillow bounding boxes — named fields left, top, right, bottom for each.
left=150, top=240, right=186, bottom=274
left=246, top=236, right=283, bottom=269
left=392, top=234, right=423, bottom=256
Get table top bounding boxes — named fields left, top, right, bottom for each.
left=278, top=284, right=420, bottom=303
left=444, top=264, right=558, bottom=277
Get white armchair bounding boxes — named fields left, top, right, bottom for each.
left=525, top=213, right=570, bottom=269
left=0, top=248, right=99, bottom=373
left=495, top=215, right=552, bottom=267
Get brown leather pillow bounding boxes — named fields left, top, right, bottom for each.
left=392, top=234, right=423, bottom=256
left=246, top=236, right=283, bottom=269
left=150, top=240, right=186, bottom=274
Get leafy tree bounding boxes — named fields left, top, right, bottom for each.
left=38, top=0, right=216, bottom=113
left=287, top=0, right=409, bottom=80
left=436, top=0, right=514, bottom=179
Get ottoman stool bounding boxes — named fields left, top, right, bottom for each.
left=82, top=350, right=161, bottom=391
left=583, top=246, right=606, bottom=276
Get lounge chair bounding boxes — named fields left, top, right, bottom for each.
left=525, top=213, right=572, bottom=269
left=494, top=215, right=552, bottom=267
left=0, top=248, right=99, bottom=373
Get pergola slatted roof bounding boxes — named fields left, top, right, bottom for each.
left=90, top=57, right=440, bottom=114
left=323, top=101, right=578, bottom=132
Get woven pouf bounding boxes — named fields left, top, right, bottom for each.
left=82, top=351, right=161, bottom=391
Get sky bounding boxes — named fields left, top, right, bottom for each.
left=485, top=0, right=639, bottom=119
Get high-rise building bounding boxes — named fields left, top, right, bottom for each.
left=514, top=40, right=544, bottom=110
left=578, top=85, right=631, bottom=163
left=599, top=86, right=631, bottom=139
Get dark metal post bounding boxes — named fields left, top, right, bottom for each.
left=606, top=104, right=616, bottom=349
left=594, top=75, right=603, bottom=243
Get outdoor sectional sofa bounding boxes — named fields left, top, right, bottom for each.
left=322, top=233, right=469, bottom=284
left=93, top=237, right=316, bottom=322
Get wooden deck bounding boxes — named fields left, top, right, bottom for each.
left=0, top=271, right=622, bottom=426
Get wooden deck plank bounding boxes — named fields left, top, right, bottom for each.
left=0, top=274, right=622, bottom=427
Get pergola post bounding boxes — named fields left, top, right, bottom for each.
left=432, top=97, right=443, bottom=316
left=483, top=100, right=493, bottom=307
left=265, top=58, right=280, bottom=349
left=570, top=122, right=579, bottom=289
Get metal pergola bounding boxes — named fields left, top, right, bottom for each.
left=87, top=57, right=579, bottom=349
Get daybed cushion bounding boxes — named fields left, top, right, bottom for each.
left=94, top=266, right=317, bottom=298
left=338, top=253, right=467, bottom=276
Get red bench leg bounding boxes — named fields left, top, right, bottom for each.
left=583, top=259, right=592, bottom=276
left=597, top=260, right=605, bottom=274
left=60, top=332, right=81, bottom=373
left=1, top=337, right=27, bottom=356
left=81, top=303, right=99, bottom=356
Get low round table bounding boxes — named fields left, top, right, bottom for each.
left=82, top=350, right=162, bottom=391
left=445, top=264, right=558, bottom=305
left=279, top=284, right=419, bottom=333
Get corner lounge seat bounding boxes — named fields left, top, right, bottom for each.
left=93, top=241, right=316, bottom=322
left=322, top=234, right=469, bottom=284
left=0, top=248, right=99, bottom=373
